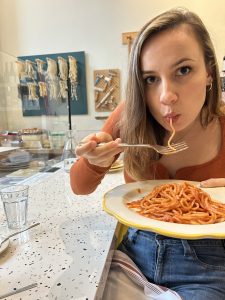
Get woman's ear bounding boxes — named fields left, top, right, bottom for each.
left=206, top=65, right=213, bottom=85
left=206, top=75, right=213, bottom=85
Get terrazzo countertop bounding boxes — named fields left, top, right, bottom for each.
left=0, top=168, right=124, bottom=299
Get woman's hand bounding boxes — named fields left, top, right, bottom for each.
left=75, top=132, right=123, bottom=168
left=200, top=178, right=225, bottom=188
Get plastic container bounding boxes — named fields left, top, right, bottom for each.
left=49, top=132, right=65, bottom=150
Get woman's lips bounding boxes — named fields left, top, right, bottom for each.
left=164, top=114, right=180, bottom=123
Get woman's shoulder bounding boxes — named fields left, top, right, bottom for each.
left=105, top=101, right=125, bottom=122
left=218, top=113, right=225, bottom=145
left=219, top=109, right=225, bottom=126
left=110, top=101, right=125, bottom=116
left=102, top=101, right=125, bottom=137
left=219, top=104, right=225, bottom=117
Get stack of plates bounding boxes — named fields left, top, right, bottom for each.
left=0, top=160, right=29, bottom=171
left=0, top=150, right=31, bottom=171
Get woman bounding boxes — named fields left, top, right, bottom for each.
left=71, top=8, right=225, bottom=299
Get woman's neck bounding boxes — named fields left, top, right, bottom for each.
left=165, top=115, right=211, bottom=145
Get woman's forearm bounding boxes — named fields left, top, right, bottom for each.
left=70, top=157, right=110, bottom=195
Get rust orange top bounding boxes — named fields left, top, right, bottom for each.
left=70, top=102, right=225, bottom=195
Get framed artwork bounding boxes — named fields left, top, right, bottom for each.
left=17, top=51, right=88, bottom=116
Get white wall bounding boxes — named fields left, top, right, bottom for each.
left=0, top=0, right=225, bottom=131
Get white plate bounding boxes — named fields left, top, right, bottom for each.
left=110, top=160, right=123, bottom=169
left=0, top=239, right=9, bottom=254
left=103, top=180, right=225, bottom=239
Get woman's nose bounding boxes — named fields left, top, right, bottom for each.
left=159, top=81, right=178, bottom=105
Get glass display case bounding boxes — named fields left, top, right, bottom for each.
left=0, top=51, right=71, bottom=182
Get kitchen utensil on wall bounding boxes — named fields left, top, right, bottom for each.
left=93, top=68, right=120, bottom=112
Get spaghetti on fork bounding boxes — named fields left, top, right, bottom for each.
left=167, top=118, right=176, bottom=151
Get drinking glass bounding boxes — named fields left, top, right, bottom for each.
left=0, top=185, right=29, bottom=229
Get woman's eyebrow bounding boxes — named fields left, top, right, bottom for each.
left=140, top=58, right=195, bottom=74
left=141, top=70, right=155, bottom=75
left=172, top=58, right=195, bottom=67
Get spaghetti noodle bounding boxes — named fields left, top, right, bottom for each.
left=167, top=118, right=176, bottom=150
left=127, top=182, right=225, bottom=224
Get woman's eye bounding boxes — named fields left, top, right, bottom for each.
left=144, top=76, right=157, bottom=85
left=177, top=66, right=191, bottom=76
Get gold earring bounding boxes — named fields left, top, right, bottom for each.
left=207, top=82, right=212, bottom=92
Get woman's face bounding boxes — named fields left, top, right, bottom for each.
left=140, top=24, right=212, bottom=132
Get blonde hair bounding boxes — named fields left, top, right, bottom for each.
left=120, top=7, right=222, bottom=181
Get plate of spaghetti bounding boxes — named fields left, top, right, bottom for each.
left=102, top=180, right=225, bottom=239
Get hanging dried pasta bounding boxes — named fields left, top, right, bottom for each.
left=48, top=81, right=58, bottom=100
left=46, top=58, right=57, bottom=80
left=25, top=60, right=35, bottom=79
left=68, top=55, right=78, bottom=100
left=27, top=82, right=39, bottom=100
left=38, top=81, right=48, bottom=97
left=58, top=80, right=68, bottom=100
left=35, top=58, right=46, bottom=75
left=15, top=60, right=26, bottom=80
left=58, top=56, right=68, bottom=81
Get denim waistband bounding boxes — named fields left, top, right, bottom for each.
left=127, top=228, right=224, bottom=248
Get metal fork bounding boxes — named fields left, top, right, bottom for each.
left=116, top=141, right=188, bottom=155
left=0, top=222, right=40, bottom=247
left=79, top=141, right=188, bottom=155
left=0, top=283, right=38, bottom=299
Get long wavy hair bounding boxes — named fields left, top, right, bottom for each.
left=120, top=8, right=222, bottom=181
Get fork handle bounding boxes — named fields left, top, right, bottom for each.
left=97, top=143, right=150, bottom=148
left=97, top=143, right=144, bottom=148
left=79, top=142, right=128, bottom=147
left=79, top=142, right=148, bottom=148
left=0, top=283, right=38, bottom=299
left=117, top=143, right=149, bottom=148
left=97, top=143, right=129, bottom=147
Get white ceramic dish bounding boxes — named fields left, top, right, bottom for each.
left=103, top=180, right=225, bottom=239
left=109, top=160, right=124, bottom=173
left=110, top=160, right=123, bottom=169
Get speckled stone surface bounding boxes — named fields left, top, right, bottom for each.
left=0, top=168, right=124, bottom=299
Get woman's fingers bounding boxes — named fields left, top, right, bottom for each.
left=75, top=140, right=97, bottom=156
left=95, top=131, right=114, bottom=143
left=76, top=138, right=121, bottom=156
left=82, top=139, right=123, bottom=165
left=87, top=139, right=122, bottom=157
left=88, top=146, right=122, bottom=166
left=75, top=132, right=102, bottom=156
left=200, top=178, right=225, bottom=188
left=75, top=134, right=123, bottom=168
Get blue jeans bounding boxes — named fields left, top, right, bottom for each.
left=118, top=228, right=225, bottom=300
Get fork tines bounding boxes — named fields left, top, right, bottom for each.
left=162, top=141, right=188, bottom=154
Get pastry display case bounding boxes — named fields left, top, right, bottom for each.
left=0, top=51, right=71, bottom=180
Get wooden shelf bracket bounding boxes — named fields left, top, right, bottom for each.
left=122, top=32, right=138, bottom=55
